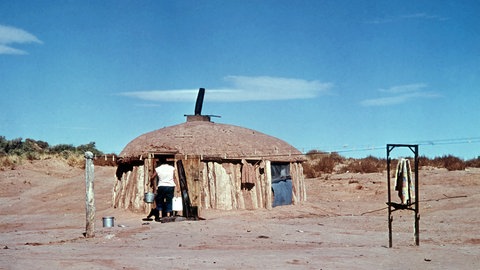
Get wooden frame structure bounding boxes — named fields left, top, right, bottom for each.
left=386, top=144, right=419, bottom=248
left=113, top=152, right=306, bottom=216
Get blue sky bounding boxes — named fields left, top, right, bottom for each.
left=1, top=1, right=479, bottom=159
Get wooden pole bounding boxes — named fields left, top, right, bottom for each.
left=265, top=160, right=272, bottom=210
left=85, top=151, right=95, bottom=238
left=414, top=145, right=420, bottom=246
left=386, top=147, right=393, bottom=248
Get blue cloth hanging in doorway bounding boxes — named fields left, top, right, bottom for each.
left=272, top=179, right=293, bottom=207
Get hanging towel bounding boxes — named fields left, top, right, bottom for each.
left=394, top=158, right=415, bottom=205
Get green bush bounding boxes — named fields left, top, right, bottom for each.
left=0, top=136, right=106, bottom=170
left=49, top=144, right=76, bottom=154
left=76, top=142, right=103, bottom=156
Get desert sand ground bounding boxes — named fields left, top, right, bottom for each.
left=0, top=159, right=479, bottom=269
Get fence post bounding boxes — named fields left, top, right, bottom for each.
left=85, top=151, right=95, bottom=238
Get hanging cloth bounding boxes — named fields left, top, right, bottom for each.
left=394, top=158, right=415, bottom=205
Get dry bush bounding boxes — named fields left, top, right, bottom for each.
left=303, top=150, right=475, bottom=177
left=409, top=155, right=474, bottom=171
left=66, top=154, right=85, bottom=168
left=305, top=149, right=327, bottom=160
left=466, top=157, right=480, bottom=168
left=345, top=156, right=385, bottom=173
left=304, top=151, right=387, bottom=176
left=0, top=155, right=21, bottom=170
left=419, top=155, right=467, bottom=171
left=302, top=163, right=318, bottom=178
left=418, top=156, right=431, bottom=167
left=435, top=155, right=466, bottom=171
left=0, top=137, right=113, bottom=170
left=304, top=151, right=345, bottom=177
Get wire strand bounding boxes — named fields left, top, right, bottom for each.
left=299, top=136, right=480, bottom=155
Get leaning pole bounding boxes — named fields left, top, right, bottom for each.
left=84, top=151, right=95, bottom=238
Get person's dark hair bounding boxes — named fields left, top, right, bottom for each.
left=156, top=157, right=173, bottom=166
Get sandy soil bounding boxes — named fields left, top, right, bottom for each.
left=0, top=159, right=479, bottom=269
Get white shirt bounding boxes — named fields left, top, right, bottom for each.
left=155, top=164, right=176, bottom=187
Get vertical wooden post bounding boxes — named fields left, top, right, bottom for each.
left=265, top=160, right=272, bottom=210
left=85, top=151, right=95, bottom=238
left=386, top=148, right=393, bottom=248
left=413, top=145, right=420, bottom=246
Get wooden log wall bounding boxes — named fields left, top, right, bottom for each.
left=290, top=162, right=307, bottom=204
left=143, top=158, right=154, bottom=213
left=202, top=162, right=238, bottom=210
left=181, top=157, right=202, bottom=209
left=112, top=158, right=306, bottom=214
left=197, top=160, right=308, bottom=211
left=112, top=159, right=152, bottom=213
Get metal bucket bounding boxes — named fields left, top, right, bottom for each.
left=144, top=192, right=155, bottom=203
left=102, top=216, right=115, bottom=227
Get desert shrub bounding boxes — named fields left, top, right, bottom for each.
left=466, top=157, right=480, bottom=168
left=305, top=150, right=328, bottom=160
left=23, top=139, right=47, bottom=153
left=49, top=144, right=76, bottom=154
left=2, top=137, right=23, bottom=155
left=66, top=154, right=85, bottom=168
left=0, top=136, right=7, bottom=155
left=418, top=156, right=431, bottom=167
left=56, top=150, right=72, bottom=160
left=0, top=136, right=107, bottom=168
left=329, top=152, right=345, bottom=163
left=314, top=158, right=335, bottom=174
left=427, top=156, right=442, bottom=168
left=315, top=152, right=344, bottom=173
left=25, top=151, right=40, bottom=161
left=49, top=142, right=103, bottom=157
left=0, top=155, right=22, bottom=170
left=345, top=155, right=385, bottom=173
left=433, top=155, right=466, bottom=171
left=302, top=162, right=318, bottom=178
left=407, top=155, right=473, bottom=170
left=303, top=151, right=345, bottom=177
left=76, top=142, right=103, bottom=157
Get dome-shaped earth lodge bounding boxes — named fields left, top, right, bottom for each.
left=114, top=115, right=307, bottom=214
left=120, top=121, right=304, bottom=162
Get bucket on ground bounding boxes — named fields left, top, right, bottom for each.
left=172, top=196, right=183, bottom=211
left=102, top=216, right=115, bottom=227
left=144, top=192, right=155, bottom=203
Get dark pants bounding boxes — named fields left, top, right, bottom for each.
left=156, top=186, right=175, bottom=217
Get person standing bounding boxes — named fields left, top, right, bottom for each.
left=151, top=161, right=176, bottom=221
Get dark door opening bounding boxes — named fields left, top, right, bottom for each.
left=271, top=162, right=293, bottom=207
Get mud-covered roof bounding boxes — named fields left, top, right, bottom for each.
left=119, top=121, right=304, bottom=162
